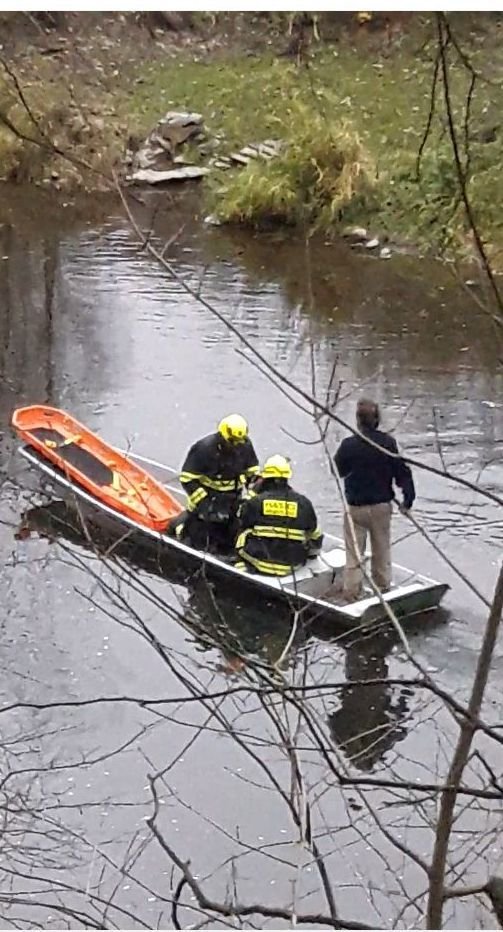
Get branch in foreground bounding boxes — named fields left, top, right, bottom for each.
left=146, top=777, right=377, bottom=931
left=437, top=13, right=503, bottom=323
left=426, top=560, right=503, bottom=928
left=115, top=174, right=503, bottom=509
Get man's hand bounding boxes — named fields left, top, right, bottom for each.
left=398, top=500, right=412, bottom=516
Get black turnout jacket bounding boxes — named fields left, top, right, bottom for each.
left=180, top=432, right=259, bottom=515
left=237, top=478, right=323, bottom=575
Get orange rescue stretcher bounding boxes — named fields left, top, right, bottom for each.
left=11, top=405, right=182, bottom=532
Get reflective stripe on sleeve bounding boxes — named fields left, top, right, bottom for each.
left=179, top=471, right=203, bottom=484
left=235, top=528, right=251, bottom=550
left=187, top=487, right=208, bottom=512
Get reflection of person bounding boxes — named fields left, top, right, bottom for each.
left=236, top=455, right=323, bottom=575
left=185, top=574, right=298, bottom=673
left=174, top=414, right=259, bottom=553
left=328, top=636, right=409, bottom=771
left=334, top=398, right=415, bottom=602
left=21, top=502, right=297, bottom=675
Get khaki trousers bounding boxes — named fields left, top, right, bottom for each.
left=343, top=502, right=392, bottom=600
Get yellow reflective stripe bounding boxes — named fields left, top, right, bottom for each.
left=180, top=471, right=202, bottom=483
left=244, top=464, right=260, bottom=475
left=180, top=472, right=238, bottom=492
left=310, top=526, right=322, bottom=540
left=251, top=525, right=307, bottom=542
left=235, top=528, right=251, bottom=550
left=201, top=477, right=239, bottom=492
left=239, top=551, right=293, bottom=576
left=262, top=499, right=298, bottom=518
left=190, top=488, right=207, bottom=505
left=187, top=487, right=208, bottom=511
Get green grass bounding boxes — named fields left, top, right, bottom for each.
left=126, top=29, right=503, bottom=258
left=209, top=102, right=376, bottom=229
left=1, top=16, right=502, bottom=259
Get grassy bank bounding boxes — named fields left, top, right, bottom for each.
left=1, top=14, right=502, bottom=260
left=128, top=24, right=503, bottom=260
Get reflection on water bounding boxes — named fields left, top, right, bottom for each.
left=22, top=498, right=411, bottom=774
left=19, top=499, right=297, bottom=668
left=328, top=633, right=410, bottom=772
left=1, top=186, right=501, bottom=704
left=1, top=188, right=502, bottom=928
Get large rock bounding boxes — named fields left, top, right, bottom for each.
left=131, top=166, right=210, bottom=185
left=156, top=111, right=204, bottom=149
left=126, top=114, right=284, bottom=188
left=131, top=111, right=205, bottom=177
left=342, top=225, right=367, bottom=244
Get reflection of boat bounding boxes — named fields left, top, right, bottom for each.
left=22, top=501, right=445, bottom=770
left=19, top=500, right=299, bottom=670
left=12, top=405, right=449, bottom=628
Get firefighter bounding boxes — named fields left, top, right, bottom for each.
left=235, top=454, right=323, bottom=575
left=173, top=414, right=259, bottom=553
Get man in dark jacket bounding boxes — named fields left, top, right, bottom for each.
left=174, top=414, right=259, bottom=553
left=236, top=454, right=323, bottom=575
left=334, top=398, right=415, bottom=601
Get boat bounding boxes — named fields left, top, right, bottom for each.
left=12, top=405, right=449, bottom=628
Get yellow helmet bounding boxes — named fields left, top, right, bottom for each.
left=218, top=413, right=248, bottom=444
left=261, top=454, right=292, bottom=480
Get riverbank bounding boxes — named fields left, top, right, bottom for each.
left=1, top=13, right=502, bottom=263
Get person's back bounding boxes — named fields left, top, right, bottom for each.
left=334, top=399, right=415, bottom=601
left=237, top=455, right=323, bottom=576
left=334, top=426, right=413, bottom=508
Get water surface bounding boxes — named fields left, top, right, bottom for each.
left=0, top=188, right=502, bottom=929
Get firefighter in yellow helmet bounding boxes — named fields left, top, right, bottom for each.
left=173, top=414, right=259, bottom=553
left=235, top=454, right=323, bottom=575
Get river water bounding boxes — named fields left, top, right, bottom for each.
left=0, top=188, right=502, bottom=929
